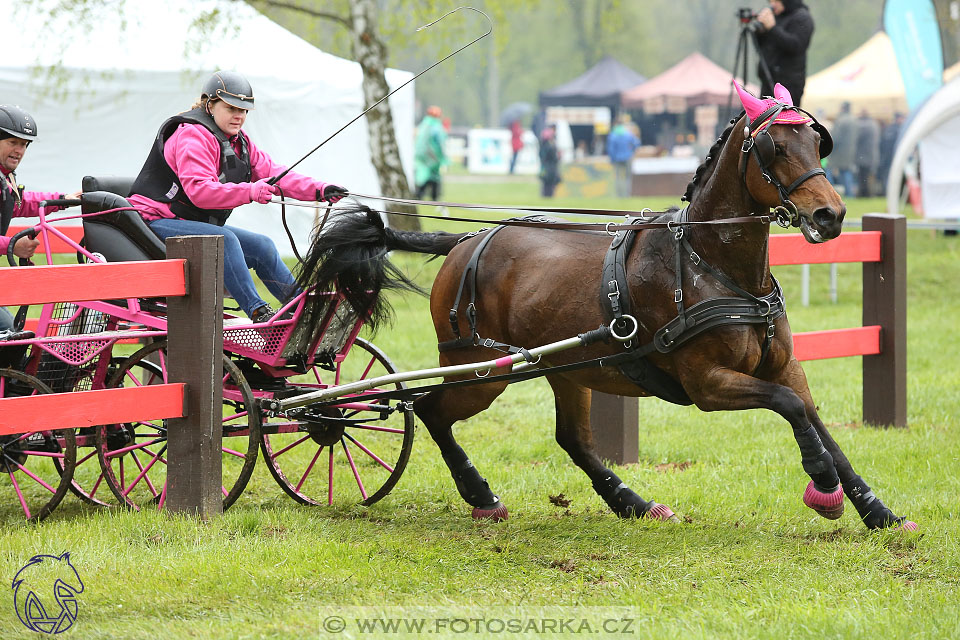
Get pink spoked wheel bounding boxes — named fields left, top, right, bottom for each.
left=0, top=368, right=75, bottom=522
left=261, top=338, right=415, bottom=507
left=58, top=356, right=160, bottom=508
left=95, top=340, right=261, bottom=511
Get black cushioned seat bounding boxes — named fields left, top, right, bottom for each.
left=81, top=176, right=166, bottom=262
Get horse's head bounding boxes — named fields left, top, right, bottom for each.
left=734, top=81, right=845, bottom=243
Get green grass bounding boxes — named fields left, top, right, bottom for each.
left=2, top=189, right=958, bottom=639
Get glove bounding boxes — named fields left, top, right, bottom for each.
left=318, top=184, right=349, bottom=203
left=250, top=179, right=279, bottom=204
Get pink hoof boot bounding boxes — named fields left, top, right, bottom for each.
left=803, top=481, right=844, bottom=519
left=893, top=519, right=918, bottom=532
left=646, top=503, right=681, bottom=523
left=472, top=501, right=508, bottom=522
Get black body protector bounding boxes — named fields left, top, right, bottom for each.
left=0, top=172, right=21, bottom=236
left=129, top=107, right=252, bottom=226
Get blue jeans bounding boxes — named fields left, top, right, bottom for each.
left=835, top=168, right=856, bottom=198
left=0, top=306, right=13, bottom=331
left=148, top=218, right=298, bottom=317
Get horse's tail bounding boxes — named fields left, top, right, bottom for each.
left=294, top=204, right=468, bottom=339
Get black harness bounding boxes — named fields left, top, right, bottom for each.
left=600, top=211, right=785, bottom=405
left=433, top=109, right=829, bottom=403
left=129, top=107, right=252, bottom=226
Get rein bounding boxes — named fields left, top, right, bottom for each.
left=278, top=195, right=772, bottom=234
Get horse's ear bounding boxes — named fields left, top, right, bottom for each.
left=733, top=80, right=766, bottom=122
left=773, top=83, right=794, bottom=106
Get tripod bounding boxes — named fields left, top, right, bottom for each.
left=726, top=22, right=776, bottom=121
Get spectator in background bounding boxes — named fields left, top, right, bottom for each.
left=509, top=119, right=523, bottom=174
left=538, top=126, right=561, bottom=198
left=754, top=0, right=815, bottom=105
left=830, top=102, right=857, bottom=197
left=413, top=105, right=448, bottom=201
left=855, top=109, right=880, bottom=198
left=606, top=114, right=640, bottom=198
left=877, top=111, right=905, bottom=194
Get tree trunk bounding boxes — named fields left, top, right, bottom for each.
left=348, top=0, right=420, bottom=231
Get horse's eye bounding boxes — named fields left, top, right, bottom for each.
left=774, top=144, right=786, bottom=156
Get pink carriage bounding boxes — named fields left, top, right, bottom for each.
left=0, top=177, right=414, bottom=521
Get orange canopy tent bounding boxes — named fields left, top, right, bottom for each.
left=620, top=52, right=756, bottom=113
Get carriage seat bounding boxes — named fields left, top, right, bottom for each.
left=81, top=176, right=166, bottom=262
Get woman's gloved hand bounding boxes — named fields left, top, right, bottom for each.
left=250, top=179, right=279, bottom=204
left=318, top=184, right=349, bottom=203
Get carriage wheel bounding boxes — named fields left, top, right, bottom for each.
left=261, top=337, right=415, bottom=507
left=0, top=369, right=75, bottom=522
left=95, top=340, right=260, bottom=511
left=58, top=356, right=163, bottom=508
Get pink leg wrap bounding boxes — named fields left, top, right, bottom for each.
left=646, top=503, right=680, bottom=522
left=803, top=481, right=845, bottom=519
left=893, top=519, right=918, bottom=532
left=472, top=503, right=509, bottom=521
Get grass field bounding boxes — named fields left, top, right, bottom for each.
left=1, top=180, right=959, bottom=639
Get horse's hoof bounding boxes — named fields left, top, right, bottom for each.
left=472, top=501, right=508, bottom=522
left=645, top=502, right=681, bottom=523
left=803, top=481, right=844, bottom=519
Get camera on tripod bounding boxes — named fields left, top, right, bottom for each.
left=737, top=7, right=762, bottom=31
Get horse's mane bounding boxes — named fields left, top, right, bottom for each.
left=680, top=112, right=743, bottom=204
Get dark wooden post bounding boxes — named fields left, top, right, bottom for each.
left=165, top=236, right=224, bottom=518
left=590, top=391, right=639, bottom=465
left=862, top=214, right=907, bottom=427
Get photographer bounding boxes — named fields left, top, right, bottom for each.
left=752, top=0, right=814, bottom=105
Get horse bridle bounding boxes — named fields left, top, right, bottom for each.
left=739, top=104, right=834, bottom=228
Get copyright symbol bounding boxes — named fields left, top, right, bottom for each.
left=323, top=616, right=346, bottom=633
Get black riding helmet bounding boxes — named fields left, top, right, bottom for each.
left=201, top=71, right=255, bottom=110
left=0, top=104, right=38, bottom=141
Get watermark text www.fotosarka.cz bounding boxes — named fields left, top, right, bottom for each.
left=320, top=606, right=641, bottom=637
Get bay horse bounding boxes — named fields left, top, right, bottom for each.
left=295, top=83, right=915, bottom=531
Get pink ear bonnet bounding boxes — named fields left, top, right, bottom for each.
left=733, top=80, right=812, bottom=128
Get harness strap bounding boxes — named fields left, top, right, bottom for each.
left=438, top=225, right=505, bottom=352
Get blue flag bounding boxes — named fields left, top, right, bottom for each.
left=884, top=0, right=944, bottom=111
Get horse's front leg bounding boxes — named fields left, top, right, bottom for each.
left=777, top=360, right=917, bottom=530
left=686, top=365, right=843, bottom=501
left=548, top=376, right=678, bottom=522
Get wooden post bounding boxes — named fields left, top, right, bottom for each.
left=590, top=391, right=639, bottom=465
left=861, top=214, right=907, bottom=427
left=165, top=236, right=224, bottom=518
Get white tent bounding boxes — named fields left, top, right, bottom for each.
left=886, top=76, right=960, bottom=220
left=0, top=0, right=414, bottom=255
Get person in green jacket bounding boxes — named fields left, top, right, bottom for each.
left=414, top=105, right=448, bottom=201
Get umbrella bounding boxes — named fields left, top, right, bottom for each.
left=499, top=101, right=533, bottom=127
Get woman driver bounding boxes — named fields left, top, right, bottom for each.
left=127, top=70, right=347, bottom=323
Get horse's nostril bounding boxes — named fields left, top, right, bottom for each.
left=813, top=208, right=837, bottom=228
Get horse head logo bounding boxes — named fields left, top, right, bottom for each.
left=11, top=552, right=84, bottom=634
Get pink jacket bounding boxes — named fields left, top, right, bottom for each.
left=1, top=168, right=63, bottom=255
left=129, top=123, right=330, bottom=221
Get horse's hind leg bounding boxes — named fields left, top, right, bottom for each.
left=413, top=382, right=510, bottom=520
left=549, top=377, right=678, bottom=521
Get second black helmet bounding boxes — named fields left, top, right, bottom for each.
left=201, top=71, right=255, bottom=110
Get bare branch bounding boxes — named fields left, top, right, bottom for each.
left=246, top=0, right=350, bottom=29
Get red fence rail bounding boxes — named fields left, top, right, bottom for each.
left=592, top=213, right=907, bottom=464
left=0, top=235, right=224, bottom=518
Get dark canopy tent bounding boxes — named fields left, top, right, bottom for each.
left=539, top=56, right=646, bottom=109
